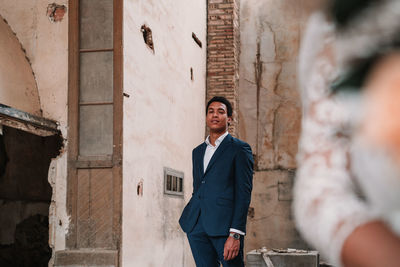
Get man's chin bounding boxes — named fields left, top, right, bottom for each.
left=209, top=127, right=227, bottom=134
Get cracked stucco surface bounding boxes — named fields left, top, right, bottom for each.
left=238, top=0, right=312, bottom=253
left=239, top=0, right=305, bottom=170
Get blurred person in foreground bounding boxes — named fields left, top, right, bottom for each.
left=293, top=0, right=400, bottom=266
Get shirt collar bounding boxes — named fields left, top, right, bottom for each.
left=205, top=131, right=229, bottom=148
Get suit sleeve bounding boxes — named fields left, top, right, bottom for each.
left=231, top=143, right=254, bottom=233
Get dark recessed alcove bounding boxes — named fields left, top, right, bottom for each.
left=0, top=126, right=62, bottom=267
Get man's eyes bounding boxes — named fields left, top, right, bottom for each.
left=208, top=109, right=225, bottom=114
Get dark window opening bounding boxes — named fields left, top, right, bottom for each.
left=190, top=67, right=194, bottom=81
left=0, top=126, right=62, bottom=267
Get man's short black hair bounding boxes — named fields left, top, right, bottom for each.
left=206, top=96, right=233, bottom=117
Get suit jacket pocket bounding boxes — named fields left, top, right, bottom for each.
left=216, top=197, right=234, bottom=207
left=180, top=199, right=192, bottom=220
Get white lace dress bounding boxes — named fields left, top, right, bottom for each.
left=293, top=6, right=400, bottom=267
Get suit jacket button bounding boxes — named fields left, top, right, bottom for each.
left=201, top=181, right=205, bottom=184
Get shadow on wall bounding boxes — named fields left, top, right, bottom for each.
left=0, top=126, right=63, bottom=267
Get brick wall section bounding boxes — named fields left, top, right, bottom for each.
left=207, top=0, right=240, bottom=136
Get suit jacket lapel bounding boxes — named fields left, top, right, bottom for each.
left=198, top=143, right=206, bottom=175
left=203, top=134, right=232, bottom=176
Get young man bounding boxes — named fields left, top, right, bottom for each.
left=179, top=96, right=254, bottom=267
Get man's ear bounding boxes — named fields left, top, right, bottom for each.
left=227, top=116, right=232, bottom=126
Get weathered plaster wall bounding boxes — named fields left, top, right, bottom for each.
left=0, top=0, right=69, bottom=256
left=123, top=1, right=206, bottom=266
left=0, top=0, right=68, bottom=126
left=238, top=0, right=311, bottom=252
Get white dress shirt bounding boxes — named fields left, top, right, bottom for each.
left=203, top=131, right=245, bottom=236
left=204, top=131, right=229, bottom=172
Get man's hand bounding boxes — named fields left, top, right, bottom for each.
left=223, top=236, right=240, bottom=261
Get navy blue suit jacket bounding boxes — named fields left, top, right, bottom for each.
left=179, top=134, right=254, bottom=236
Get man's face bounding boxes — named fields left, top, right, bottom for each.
left=206, top=101, right=232, bottom=133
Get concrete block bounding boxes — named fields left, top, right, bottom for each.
left=54, top=250, right=118, bottom=267
left=247, top=248, right=319, bottom=267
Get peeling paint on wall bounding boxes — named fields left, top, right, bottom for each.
left=46, top=3, right=67, bottom=23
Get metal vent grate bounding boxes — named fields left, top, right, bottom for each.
left=164, top=167, right=184, bottom=197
